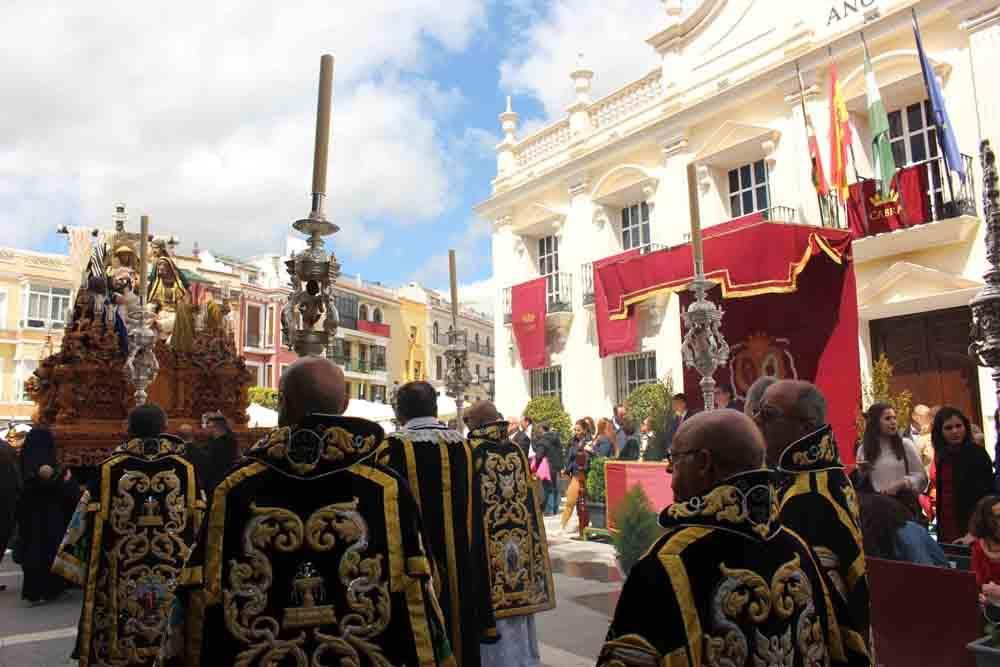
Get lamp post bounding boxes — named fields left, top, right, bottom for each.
left=679, top=166, right=729, bottom=411
left=969, top=141, right=1000, bottom=405
left=281, top=54, right=342, bottom=359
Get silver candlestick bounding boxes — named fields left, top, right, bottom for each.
left=282, top=54, right=342, bottom=358
left=969, top=141, right=1000, bottom=401
left=124, top=214, right=159, bottom=405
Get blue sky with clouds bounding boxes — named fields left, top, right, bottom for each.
left=1, top=0, right=667, bottom=301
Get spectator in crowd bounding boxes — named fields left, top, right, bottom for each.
left=743, top=375, right=777, bottom=419
left=910, top=404, right=934, bottom=469
left=512, top=416, right=533, bottom=457
left=932, top=406, right=994, bottom=545
left=616, top=419, right=640, bottom=460
left=0, top=432, right=21, bottom=593
left=639, top=416, right=665, bottom=461
left=714, top=383, right=744, bottom=412
left=856, top=403, right=927, bottom=514
left=201, top=412, right=239, bottom=494
left=16, top=427, right=79, bottom=605
left=612, top=404, right=627, bottom=455
left=664, top=393, right=695, bottom=448
left=561, top=419, right=592, bottom=533
left=530, top=423, right=556, bottom=516
left=590, top=418, right=616, bottom=458
left=969, top=495, right=1000, bottom=590
left=583, top=416, right=596, bottom=440
left=538, top=423, right=564, bottom=515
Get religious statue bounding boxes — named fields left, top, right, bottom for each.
left=147, top=244, right=193, bottom=347
left=107, top=266, right=141, bottom=354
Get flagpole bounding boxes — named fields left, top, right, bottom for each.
left=796, top=62, right=829, bottom=227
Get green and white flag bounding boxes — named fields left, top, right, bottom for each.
left=864, top=35, right=897, bottom=197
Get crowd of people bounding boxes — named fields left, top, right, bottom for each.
left=5, top=365, right=1000, bottom=665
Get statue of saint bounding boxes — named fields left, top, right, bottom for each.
left=147, top=248, right=191, bottom=344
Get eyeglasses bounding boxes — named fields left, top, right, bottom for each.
left=664, top=448, right=705, bottom=465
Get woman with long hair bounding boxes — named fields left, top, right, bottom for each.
left=856, top=403, right=927, bottom=499
left=590, top=418, right=616, bottom=458
left=931, top=406, right=994, bottom=544
left=561, top=419, right=592, bottom=534
left=16, top=427, right=79, bottom=605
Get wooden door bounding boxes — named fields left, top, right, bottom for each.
left=870, top=307, right=982, bottom=426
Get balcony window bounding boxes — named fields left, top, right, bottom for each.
left=529, top=365, right=562, bottom=402
left=373, top=308, right=383, bottom=324
left=359, top=304, right=369, bottom=321
left=372, top=385, right=387, bottom=403
left=22, top=284, right=71, bottom=329
left=358, top=384, right=367, bottom=400
left=615, top=352, right=657, bottom=405
left=264, top=363, right=274, bottom=389
left=889, top=100, right=945, bottom=214
left=372, top=346, right=387, bottom=371
left=436, top=356, right=443, bottom=381
left=245, top=304, right=262, bottom=349
left=264, top=305, right=274, bottom=349
left=727, top=160, right=769, bottom=218
left=485, top=336, right=491, bottom=355
left=621, top=202, right=651, bottom=251
left=414, top=361, right=422, bottom=380
left=332, top=291, right=358, bottom=331
left=16, top=359, right=38, bottom=402
left=433, top=321, right=440, bottom=345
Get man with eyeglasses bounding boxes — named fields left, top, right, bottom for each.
left=599, top=410, right=837, bottom=666
left=755, top=380, right=871, bottom=667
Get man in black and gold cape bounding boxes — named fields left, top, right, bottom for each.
left=377, top=381, right=496, bottom=666
left=464, top=401, right=555, bottom=667
left=161, top=358, right=455, bottom=667
left=599, top=410, right=836, bottom=667
left=756, top=380, right=872, bottom=667
left=52, top=404, right=203, bottom=667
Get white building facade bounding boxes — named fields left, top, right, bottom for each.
left=476, top=0, right=1000, bottom=431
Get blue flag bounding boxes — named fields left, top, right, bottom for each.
left=913, top=9, right=966, bottom=183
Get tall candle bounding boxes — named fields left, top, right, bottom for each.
left=139, top=215, right=149, bottom=305
left=686, top=163, right=704, bottom=275
left=312, top=55, right=335, bottom=202
left=448, top=249, right=459, bottom=329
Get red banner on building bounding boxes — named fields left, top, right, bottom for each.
left=511, top=278, right=547, bottom=370
left=594, top=249, right=642, bottom=358
left=847, top=164, right=931, bottom=237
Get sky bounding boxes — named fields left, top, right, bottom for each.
left=0, top=0, right=668, bottom=313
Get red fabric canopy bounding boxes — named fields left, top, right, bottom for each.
left=593, top=249, right=641, bottom=358
left=596, top=222, right=860, bottom=462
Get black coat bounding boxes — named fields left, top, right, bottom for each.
left=618, top=436, right=640, bottom=461
left=936, top=442, right=994, bottom=539
left=0, top=441, right=21, bottom=554
left=538, top=432, right=564, bottom=472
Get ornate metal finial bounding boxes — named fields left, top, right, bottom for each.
left=282, top=55, right=342, bottom=358
left=969, top=141, right=1000, bottom=390
left=125, top=214, right=160, bottom=406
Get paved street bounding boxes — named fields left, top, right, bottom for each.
left=0, top=521, right=622, bottom=666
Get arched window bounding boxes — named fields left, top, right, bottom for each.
left=359, top=304, right=369, bottom=321
left=475, top=333, right=480, bottom=349
left=373, top=307, right=382, bottom=324
left=433, top=322, right=439, bottom=344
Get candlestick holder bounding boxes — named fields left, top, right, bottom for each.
left=125, top=309, right=160, bottom=406
left=681, top=275, right=729, bottom=411
left=970, top=140, right=1000, bottom=399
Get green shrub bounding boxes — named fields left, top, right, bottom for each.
left=587, top=456, right=608, bottom=503
left=612, top=485, right=664, bottom=576
left=249, top=386, right=279, bottom=410
left=625, top=377, right=676, bottom=440
left=523, top=396, right=572, bottom=443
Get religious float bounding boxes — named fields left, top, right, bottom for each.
left=25, top=215, right=259, bottom=466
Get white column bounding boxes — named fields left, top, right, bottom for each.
left=961, top=6, right=1000, bottom=148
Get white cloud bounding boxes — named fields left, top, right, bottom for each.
left=0, top=1, right=485, bottom=258
left=410, top=217, right=492, bottom=286
left=499, top=0, right=663, bottom=120
left=455, top=278, right=496, bottom=318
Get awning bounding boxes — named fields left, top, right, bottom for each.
left=598, top=220, right=853, bottom=320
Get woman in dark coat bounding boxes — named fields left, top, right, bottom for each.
left=16, top=427, right=78, bottom=604
left=931, top=406, right=994, bottom=544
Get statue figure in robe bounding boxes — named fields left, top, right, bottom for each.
left=147, top=246, right=192, bottom=345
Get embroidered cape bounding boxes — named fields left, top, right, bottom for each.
left=468, top=421, right=555, bottom=619
left=161, top=414, right=455, bottom=667
left=52, top=435, right=203, bottom=667
left=378, top=418, right=498, bottom=665
left=777, top=425, right=871, bottom=666
left=599, top=469, right=836, bottom=667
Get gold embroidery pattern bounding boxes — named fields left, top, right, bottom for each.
left=91, top=468, right=191, bottom=665
left=478, top=445, right=555, bottom=617
left=596, top=634, right=665, bottom=667
left=705, top=555, right=828, bottom=667
left=118, top=437, right=186, bottom=460
left=790, top=434, right=838, bottom=468
left=223, top=499, right=393, bottom=666
left=255, top=426, right=380, bottom=475
left=666, top=481, right=776, bottom=540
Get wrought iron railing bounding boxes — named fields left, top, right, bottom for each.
left=581, top=263, right=595, bottom=306
left=546, top=272, right=573, bottom=313
left=502, top=287, right=512, bottom=325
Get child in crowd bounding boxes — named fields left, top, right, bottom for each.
left=969, top=495, right=1000, bottom=590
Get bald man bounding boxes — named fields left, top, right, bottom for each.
left=465, top=402, right=554, bottom=667
left=162, top=358, right=456, bottom=666
left=756, top=380, right=870, bottom=666
left=599, top=410, right=836, bottom=667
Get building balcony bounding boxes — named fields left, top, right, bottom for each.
left=849, top=154, right=978, bottom=263
left=332, top=356, right=387, bottom=376
left=357, top=319, right=391, bottom=338
left=502, top=273, right=573, bottom=326
left=581, top=244, right=665, bottom=307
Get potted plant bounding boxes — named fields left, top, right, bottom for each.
left=586, top=456, right=608, bottom=530
left=612, top=485, right=664, bottom=576
left=969, top=613, right=1000, bottom=666
left=625, top=377, right=676, bottom=461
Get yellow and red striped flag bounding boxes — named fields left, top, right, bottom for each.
left=828, top=62, right=852, bottom=201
